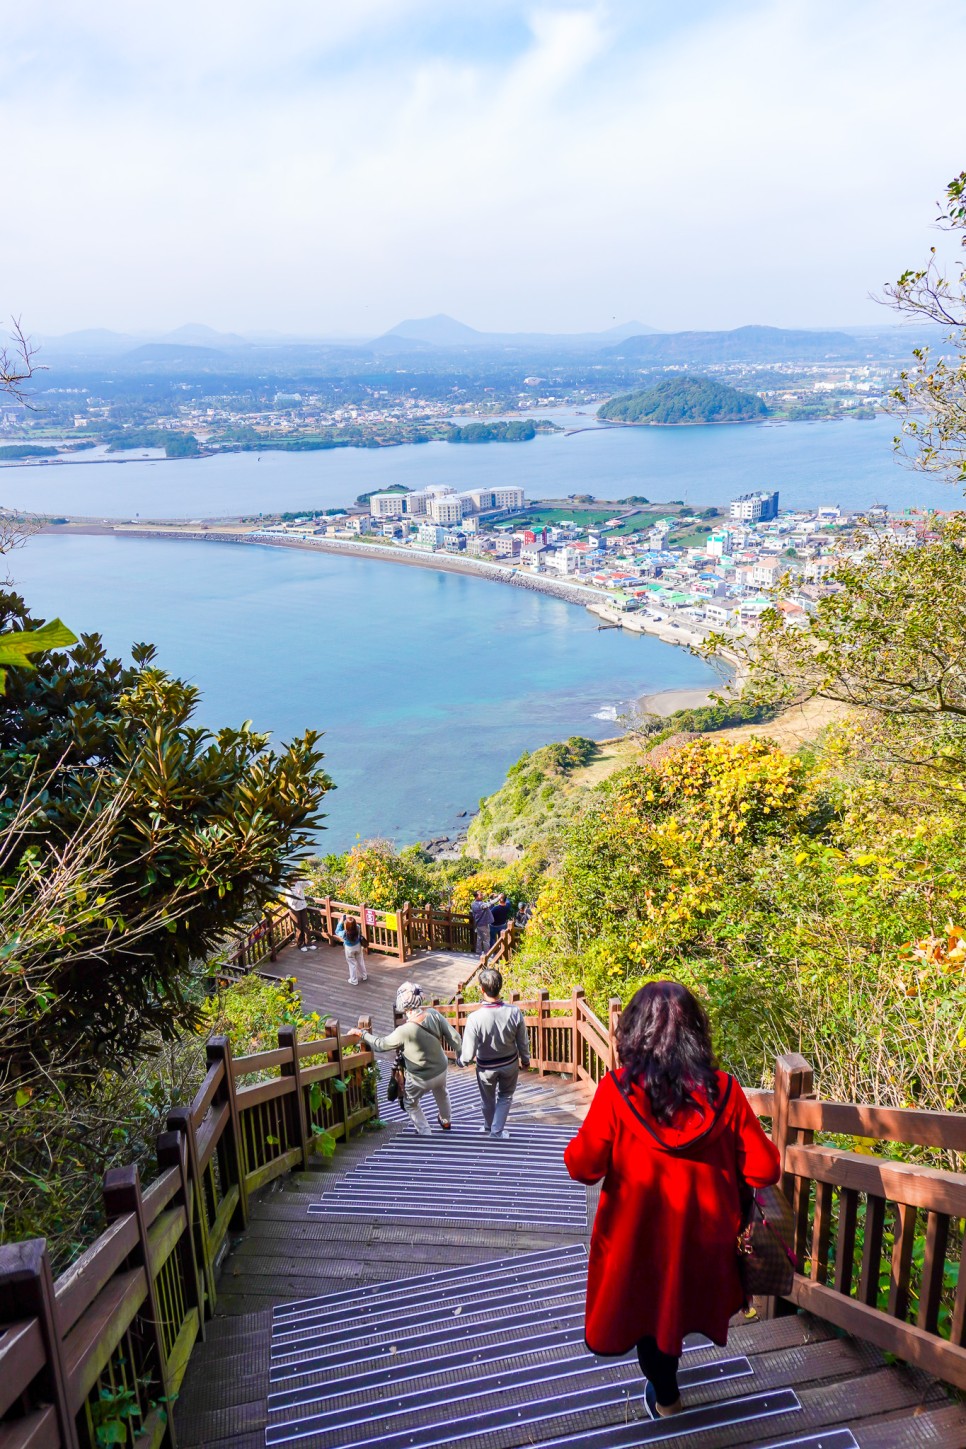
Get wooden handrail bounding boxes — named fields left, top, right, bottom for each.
left=11, top=976, right=966, bottom=1438
left=0, top=1020, right=379, bottom=1446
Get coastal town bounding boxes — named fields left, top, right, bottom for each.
left=101, top=480, right=923, bottom=651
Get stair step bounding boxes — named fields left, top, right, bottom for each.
left=267, top=1331, right=713, bottom=1416
left=271, top=1244, right=585, bottom=1321
left=521, top=1388, right=802, bottom=1447
left=271, top=1270, right=588, bottom=1346
left=270, top=1294, right=586, bottom=1378
left=307, top=1202, right=586, bottom=1226
left=267, top=1352, right=750, bottom=1442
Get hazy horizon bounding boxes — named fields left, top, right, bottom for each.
left=4, top=0, right=965, bottom=338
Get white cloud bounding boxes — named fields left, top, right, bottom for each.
left=2, top=0, right=963, bottom=334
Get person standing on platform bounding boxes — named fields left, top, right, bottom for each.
left=489, top=893, right=511, bottom=949
left=564, top=980, right=780, bottom=1421
left=283, top=876, right=315, bottom=953
left=459, top=968, right=530, bottom=1139
left=470, top=890, right=493, bottom=958
left=336, top=914, right=368, bottom=984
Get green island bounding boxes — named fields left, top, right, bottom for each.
left=599, top=374, right=769, bottom=425
left=0, top=443, right=59, bottom=460
left=106, top=428, right=201, bottom=457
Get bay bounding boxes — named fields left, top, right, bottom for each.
left=8, top=533, right=720, bottom=852
left=1, top=415, right=961, bottom=521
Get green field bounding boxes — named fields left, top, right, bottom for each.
left=510, top=504, right=680, bottom=535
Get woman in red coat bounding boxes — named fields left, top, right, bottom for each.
left=564, top=980, right=781, bottom=1420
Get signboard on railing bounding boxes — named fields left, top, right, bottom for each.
left=364, top=907, right=377, bottom=926
left=385, top=912, right=398, bottom=931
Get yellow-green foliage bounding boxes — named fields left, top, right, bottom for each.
left=511, top=734, right=966, bottom=1119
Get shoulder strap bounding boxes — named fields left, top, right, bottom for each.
left=411, top=1009, right=442, bottom=1040
left=614, top=1072, right=733, bottom=1154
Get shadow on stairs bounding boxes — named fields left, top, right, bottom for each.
left=173, top=1071, right=966, bottom=1449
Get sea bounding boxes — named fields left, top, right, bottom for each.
left=6, top=414, right=959, bottom=851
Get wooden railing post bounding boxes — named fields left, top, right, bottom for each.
left=332, top=1020, right=352, bottom=1141
left=267, top=912, right=277, bottom=962
left=536, top=989, right=549, bottom=1075
left=762, top=1051, right=814, bottom=1320
left=206, top=1036, right=249, bottom=1231
left=0, top=1238, right=78, bottom=1449
left=608, top=998, right=622, bottom=1073
left=165, top=1106, right=215, bottom=1318
left=278, top=1025, right=310, bottom=1171
left=324, top=895, right=334, bottom=944
left=156, top=1131, right=206, bottom=1344
left=399, top=901, right=410, bottom=962
left=571, top=986, right=585, bottom=1079
left=102, top=1165, right=175, bottom=1446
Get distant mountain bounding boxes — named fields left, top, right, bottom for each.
left=370, top=313, right=659, bottom=352
left=604, top=325, right=864, bottom=364
left=161, top=323, right=250, bottom=348
left=599, top=375, right=768, bottom=426
left=380, top=314, right=485, bottom=346
left=121, top=342, right=227, bottom=364
left=38, top=328, right=139, bottom=356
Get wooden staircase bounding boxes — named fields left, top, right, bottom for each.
left=170, top=1069, right=966, bottom=1449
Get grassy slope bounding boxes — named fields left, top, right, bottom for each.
left=467, top=696, right=845, bottom=859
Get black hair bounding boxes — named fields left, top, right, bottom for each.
left=615, top=980, right=719, bottom=1125
left=479, top=968, right=503, bottom=997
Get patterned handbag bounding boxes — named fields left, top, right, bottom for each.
left=385, top=1047, right=407, bottom=1111
left=737, top=1182, right=797, bottom=1297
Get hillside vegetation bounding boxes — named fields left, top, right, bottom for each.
left=599, top=375, right=768, bottom=425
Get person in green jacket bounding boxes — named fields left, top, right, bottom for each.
left=346, top=982, right=462, bottom=1136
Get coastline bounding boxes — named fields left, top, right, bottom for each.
left=45, top=521, right=744, bottom=665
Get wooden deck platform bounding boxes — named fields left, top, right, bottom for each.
left=173, top=1056, right=966, bottom=1449
left=263, top=937, right=475, bottom=1033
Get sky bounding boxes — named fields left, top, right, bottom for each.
left=2, top=0, right=965, bottom=338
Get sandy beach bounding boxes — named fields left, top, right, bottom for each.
left=638, top=686, right=722, bottom=716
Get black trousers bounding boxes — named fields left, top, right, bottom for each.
left=292, top=907, right=310, bottom=946
left=636, top=1335, right=680, bottom=1406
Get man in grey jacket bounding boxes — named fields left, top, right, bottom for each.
left=459, top=968, right=530, bottom=1138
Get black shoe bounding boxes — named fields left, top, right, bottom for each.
left=642, top=1381, right=659, bottom=1421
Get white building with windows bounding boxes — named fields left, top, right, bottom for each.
left=429, top=494, right=464, bottom=526
left=369, top=493, right=408, bottom=520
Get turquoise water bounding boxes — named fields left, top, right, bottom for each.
left=10, top=533, right=721, bottom=850
left=1, top=415, right=958, bottom=520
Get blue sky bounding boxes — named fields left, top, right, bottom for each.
left=3, top=0, right=964, bottom=337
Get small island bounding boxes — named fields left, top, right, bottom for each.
left=598, top=374, right=769, bottom=426
left=445, top=418, right=555, bottom=443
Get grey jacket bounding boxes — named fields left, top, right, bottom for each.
left=364, top=1009, right=462, bottom=1083
left=459, top=1001, right=530, bottom=1069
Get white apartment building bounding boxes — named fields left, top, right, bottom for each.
left=429, top=494, right=464, bottom=526
left=405, top=491, right=429, bottom=517
left=706, top=530, right=732, bottom=559
left=459, top=486, right=526, bottom=513
left=369, top=493, right=408, bottom=520
left=730, top=490, right=779, bottom=523
left=417, top=523, right=446, bottom=548
left=751, top=558, right=784, bottom=587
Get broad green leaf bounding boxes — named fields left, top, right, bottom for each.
left=0, top=618, right=77, bottom=693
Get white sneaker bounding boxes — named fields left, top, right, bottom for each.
left=478, top=1126, right=489, bottom=1134
left=308, top=944, right=317, bottom=951
left=299, top=946, right=308, bottom=953
left=494, top=1129, right=510, bottom=1140
left=361, top=972, right=369, bottom=981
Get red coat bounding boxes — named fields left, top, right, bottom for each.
left=564, top=1068, right=781, bottom=1357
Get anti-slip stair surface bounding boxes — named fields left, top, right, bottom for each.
left=265, top=1246, right=859, bottom=1449
left=309, top=1070, right=587, bottom=1229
